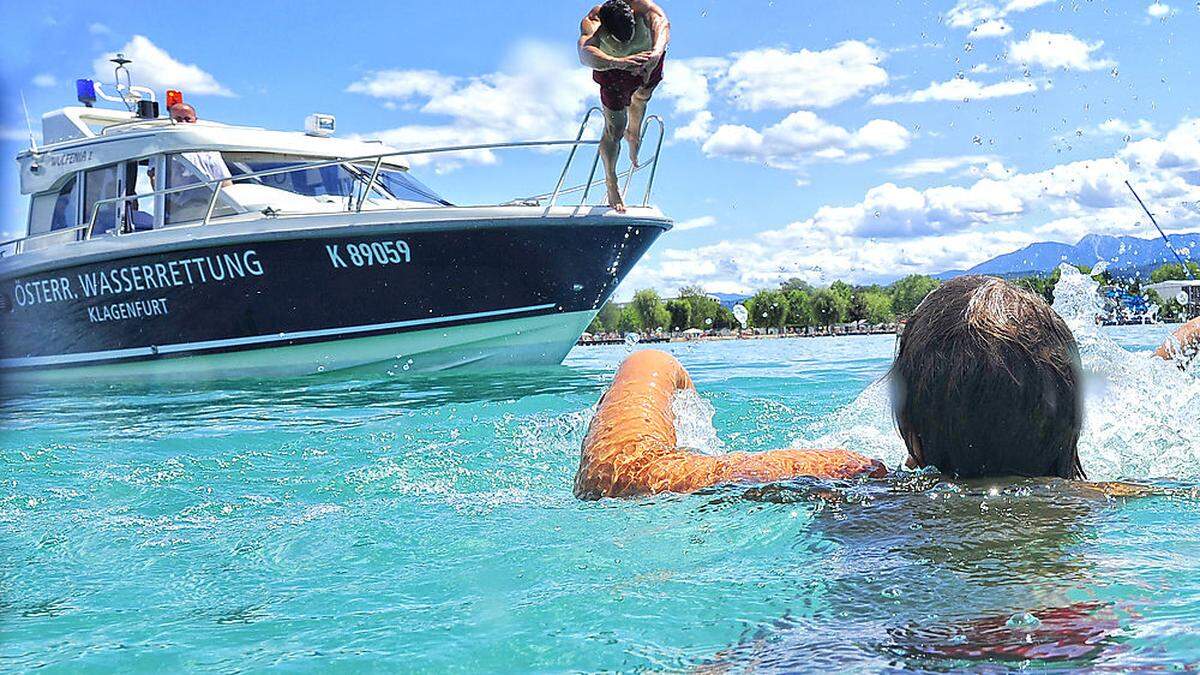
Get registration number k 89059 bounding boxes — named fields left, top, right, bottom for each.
left=325, top=240, right=412, bottom=268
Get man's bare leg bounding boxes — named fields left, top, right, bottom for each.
left=600, top=106, right=629, bottom=213
left=625, top=86, right=653, bottom=168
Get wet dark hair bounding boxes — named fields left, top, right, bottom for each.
left=891, top=276, right=1085, bottom=480
left=598, top=0, right=636, bottom=42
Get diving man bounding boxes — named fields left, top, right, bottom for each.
left=579, top=0, right=670, bottom=213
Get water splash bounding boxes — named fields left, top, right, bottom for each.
left=672, top=389, right=727, bottom=455
left=1051, top=265, right=1200, bottom=480
left=790, top=264, right=1200, bottom=480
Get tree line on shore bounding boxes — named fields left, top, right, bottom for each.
left=588, top=262, right=1199, bottom=335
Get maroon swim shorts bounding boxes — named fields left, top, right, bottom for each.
left=593, top=53, right=665, bottom=111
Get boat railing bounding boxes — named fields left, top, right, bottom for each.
left=0, top=108, right=666, bottom=258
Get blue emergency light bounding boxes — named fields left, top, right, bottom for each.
left=76, top=79, right=97, bottom=107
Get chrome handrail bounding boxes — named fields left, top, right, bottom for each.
left=0, top=224, right=91, bottom=257
left=3, top=110, right=668, bottom=255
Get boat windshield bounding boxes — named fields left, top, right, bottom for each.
left=222, top=153, right=448, bottom=205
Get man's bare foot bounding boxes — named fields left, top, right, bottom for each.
left=607, top=184, right=627, bottom=213
left=625, top=129, right=642, bottom=168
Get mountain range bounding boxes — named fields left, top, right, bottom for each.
left=936, top=232, right=1200, bottom=280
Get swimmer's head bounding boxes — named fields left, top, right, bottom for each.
left=891, top=276, right=1085, bottom=480
left=598, top=0, right=636, bottom=42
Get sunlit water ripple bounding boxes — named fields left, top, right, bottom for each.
left=2, top=275, right=1198, bottom=671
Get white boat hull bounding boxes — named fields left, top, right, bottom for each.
left=2, top=309, right=597, bottom=384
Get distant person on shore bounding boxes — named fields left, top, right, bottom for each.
left=574, top=276, right=1200, bottom=499
left=579, top=0, right=670, bottom=213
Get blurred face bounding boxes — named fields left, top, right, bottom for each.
left=170, top=105, right=197, bottom=123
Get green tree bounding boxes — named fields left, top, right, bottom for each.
left=588, top=301, right=622, bottom=333
left=630, top=289, right=670, bottom=332
left=780, top=278, right=814, bottom=293
left=861, top=290, right=895, bottom=324
left=678, top=286, right=724, bottom=329
left=747, top=289, right=790, bottom=329
left=1151, top=262, right=1200, bottom=284
left=811, top=288, right=843, bottom=327
left=891, top=274, right=940, bottom=316
left=616, top=305, right=643, bottom=333
left=784, top=289, right=814, bottom=328
left=665, top=299, right=692, bottom=332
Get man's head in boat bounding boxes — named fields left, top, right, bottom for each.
left=597, top=0, right=637, bottom=42
left=891, top=275, right=1085, bottom=480
left=169, top=103, right=198, bottom=124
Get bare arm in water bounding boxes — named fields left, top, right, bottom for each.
left=1155, top=317, right=1200, bottom=366
left=574, top=350, right=886, bottom=499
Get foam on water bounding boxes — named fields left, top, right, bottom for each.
left=671, top=388, right=727, bottom=455
left=671, top=265, right=1199, bottom=481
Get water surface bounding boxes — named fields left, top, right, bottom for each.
left=2, top=288, right=1199, bottom=670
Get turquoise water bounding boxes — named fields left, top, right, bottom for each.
left=3, top=313, right=1200, bottom=670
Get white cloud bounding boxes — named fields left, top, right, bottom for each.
left=1147, top=2, right=1172, bottom=17
left=945, top=0, right=1053, bottom=30
left=969, top=19, right=1012, bottom=38
left=659, top=58, right=723, bottom=114
left=701, top=111, right=910, bottom=169
left=630, top=118, right=1200, bottom=293
left=31, top=73, right=57, bottom=88
left=1097, top=118, right=1159, bottom=139
left=1007, top=30, right=1115, bottom=71
left=889, top=155, right=1003, bottom=178
left=675, top=216, right=717, bottom=231
left=721, top=41, right=888, bottom=110
left=88, top=23, right=110, bottom=35
left=346, top=70, right=454, bottom=100
left=94, top=35, right=233, bottom=96
left=871, top=77, right=1037, bottom=104
left=1003, top=0, right=1054, bottom=11
left=674, top=111, right=713, bottom=143
left=350, top=41, right=595, bottom=170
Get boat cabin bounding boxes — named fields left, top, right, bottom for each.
left=13, top=103, right=448, bottom=254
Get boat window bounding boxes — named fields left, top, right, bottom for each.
left=84, top=165, right=120, bottom=235
left=124, top=158, right=157, bottom=231
left=50, top=175, right=80, bottom=232
left=225, top=153, right=359, bottom=199
left=222, top=153, right=448, bottom=205
left=358, top=165, right=449, bottom=205
left=164, top=153, right=235, bottom=225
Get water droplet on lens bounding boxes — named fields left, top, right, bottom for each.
left=1177, top=291, right=1190, bottom=305
left=1006, top=612, right=1041, bottom=630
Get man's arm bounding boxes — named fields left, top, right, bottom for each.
left=633, top=0, right=670, bottom=55
left=578, top=6, right=650, bottom=71
left=573, top=350, right=886, bottom=499
left=1155, top=316, right=1200, bottom=366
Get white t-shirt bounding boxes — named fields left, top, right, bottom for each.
left=181, top=151, right=232, bottom=182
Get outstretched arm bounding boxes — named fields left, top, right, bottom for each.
left=578, top=6, right=650, bottom=71
left=573, top=350, right=886, bottom=499
left=1155, top=317, right=1200, bottom=366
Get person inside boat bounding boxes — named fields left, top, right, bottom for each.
left=573, top=276, right=1200, bottom=499
left=578, top=0, right=669, bottom=213
left=166, top=103, right=233, bottom=188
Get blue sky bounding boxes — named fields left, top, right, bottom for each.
left=2, top=0, right=1198, bottom=298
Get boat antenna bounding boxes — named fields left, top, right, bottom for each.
left=110, top=53, right=135, bottom=111
left=19, top=90, right=38, bottom=152
left=1125, top=180, right=1195, bottom=280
